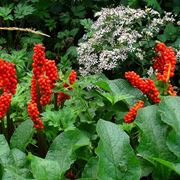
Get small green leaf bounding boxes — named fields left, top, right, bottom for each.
left=96, top=120, right=141, bottom=180
left=14, top=3, right=35, bottom=19
left=10, top=120, right=34, bottom=152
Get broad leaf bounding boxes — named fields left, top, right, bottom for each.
left=96, top=120, right=141, bottom=180
left=135, top=105, right=175, bottom=179
left=82, top=157, right=98, bottom=179
left=10, top=120, right=34, bottom=151
left=46, top=129, right=90, bottom=177
left=159, top=96, right=180, bottom=158
left=0, top=135, right=10, bottom=157
left=150, top=157, right=180, bottom=176
left=31, top=155, right=60, bottom=180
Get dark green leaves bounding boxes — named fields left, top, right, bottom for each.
left=95, top=120, right=141, bottom=180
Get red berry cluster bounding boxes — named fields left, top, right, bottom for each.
left=28, top=102, right=44, bottom=129
left=28, top=44, right=59, bottom=129
left=32, top=44, right=46, bottom=78
left=0, top=59, right=17, bottom=119
left=125, top=71, right=160, bottom=103
left=0, top=93, right=12, bottom=119
left=38, top=75, right=52, bottom=106
left=57, top=92, right=71, bottom=106
left=30, top=44, right=58, bottom=106
left=124, top=100, right=144, bottom=123
left=57, top=70, right=77, bottom=105
left=69, top=70, right=77, bottom=84
left=153, top=43, right=176, bottom=83
left=0, top=59, right=17, bottom=95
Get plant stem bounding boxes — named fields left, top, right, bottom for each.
left=6, top=107, right=14, bottom=143
left=54, top=93, right=58, bottom=110
left=37, top=130, right=47, bottom=158
left=0, top=120, right=8, bottom=139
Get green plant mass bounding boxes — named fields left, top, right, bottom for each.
left=0, top=0, right=179, bottom=179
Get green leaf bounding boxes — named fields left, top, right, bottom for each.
left=0, top=135, right=10, bottom=157
left=2, top=169, right=28, bottom=180
left=164, top=23, right=177, bottom=41
left=150, top=157, right=180, bottom=175
left=31, top=155, right=60, bottom=180
left=10, top=120, right=34, bottom=152
left=14, top=3, right=35, bottom=19
left=46, top=129, right=90, bottom=177
left=82, top=157, right=98, bottom=179
left=135, top=105, right=175, bottom=179
left=0, top=5, right=13, bottom=21
left=96, top=79, right=142, bottom=105
left=146, top=0, right=162, bottom=12
left=159, top=96, right=180, bottom=158
left=72, top=5, right=86, bottom=18
left=96, top=120, right=141, bottom=180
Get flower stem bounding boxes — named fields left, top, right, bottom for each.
left=37, top=130, right=47, bottom=158
left=6, top=107, right=14, bottom=143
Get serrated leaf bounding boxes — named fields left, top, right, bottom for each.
left=96, top=120, right=141, bottom=180
left=96, top=79, right=142, bottom=105
left=159, top=96, right=180, bottom=158
left=10, top=120, right=34, bottom=152
left=0, top=5, right=14, bottom=21
left=14, top=3, right=35, bottom=19
left=31, top=156, right=60, bottom=180
left=46, top=129, right=90, bottom=177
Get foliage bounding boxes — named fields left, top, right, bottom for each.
left=0, top=0, right=180, bottom=179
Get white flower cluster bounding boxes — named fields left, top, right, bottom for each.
left=77, top=6, right=175, bottom=75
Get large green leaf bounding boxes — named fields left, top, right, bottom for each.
left=135, top=105, right=175, bottom=179
left=96, top=120, right=141, bottom=180
left=159, top=96, right=180, bottom=158
left=31, top=155, right=60, bottom=180
left=82, top=157, right=98, bottom=179
left=0, top=135, right=10, bottom=157
left=150, top=157, right=180, bottom=176
left=96, top=79, right=142, bottom=105
left=10, top=120, right=34, bottom=152
left=46, top=129, right=90, bottom=177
